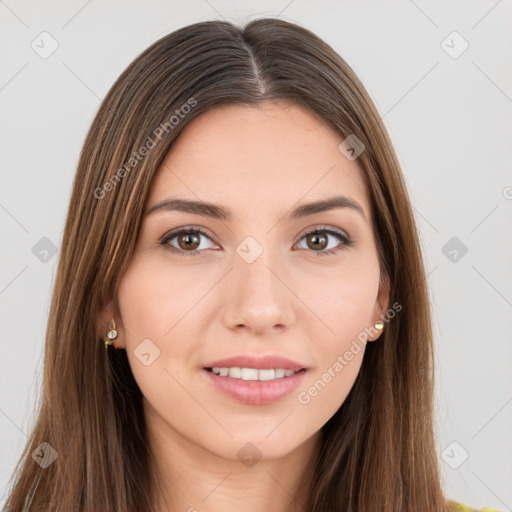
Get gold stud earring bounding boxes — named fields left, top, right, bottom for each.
left=105, top=319, right=118, bottom=349
left=374, top=320, right=384, bottom=331
left=367, top=320, right=384, bottom=343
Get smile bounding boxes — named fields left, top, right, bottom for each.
left=208, top=367, right=298, bottom=381
left=202, top=367, right=307, bottom=405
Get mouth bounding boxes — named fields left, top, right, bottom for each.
left=202, top=367, right=307, bottom=405
left=204, top=366, right=306, bottom=381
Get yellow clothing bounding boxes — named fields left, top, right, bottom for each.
left=449, top=499, right=502, bottom=512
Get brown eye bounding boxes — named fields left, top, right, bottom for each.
left=176, top=232, right=201, bottom=251
left=305, top=232, right=328, bottom=251
left=296, top=227, right=353, bottom=256
left=160, top=228, right=216, bottom=255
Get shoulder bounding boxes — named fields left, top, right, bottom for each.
left=448, top=499, right=503, bottom=512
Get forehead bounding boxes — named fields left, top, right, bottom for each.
left=147, top=101, right=371, bottom=220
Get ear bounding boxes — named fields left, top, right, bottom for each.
left=371, top=273, right=391, bottom=341
left=97, top=299, right=126, bottom=349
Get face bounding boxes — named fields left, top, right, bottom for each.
left=112, top=101, right=389, bottom=461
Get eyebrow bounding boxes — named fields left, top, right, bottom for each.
left=145, top=195, right=367, bottom=222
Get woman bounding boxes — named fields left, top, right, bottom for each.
left=2, top=17, right=500, bottom=512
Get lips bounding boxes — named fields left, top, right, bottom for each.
left=201, top=354, right=308, bottom=405
left=203, top=354, right=306, bottom=372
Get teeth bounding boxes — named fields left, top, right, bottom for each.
left=241, top=368, right=258, bottom=380
left=210, top=367, right=299, bottom=381
left=229, top=367, right=242, bottom=378
left=258, top=369, right=275, bottom=381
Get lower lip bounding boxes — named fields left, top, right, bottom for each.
left=202, top=368, right=307, bottom=405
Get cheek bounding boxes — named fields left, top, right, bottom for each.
left=117, top=257, right=207, bottom=342
left=117, top=263, right=193, bottom=411
left=117, top=268, right=164, bottom=341
left=297, top=344, right=364, bottom=418
left=297, top=254, right=380, bottom=342
left=295, top=298, right=371, bottom=420
left=293, top=258, right=378, bottom=410
left=117, top=258, right=213, bottom=384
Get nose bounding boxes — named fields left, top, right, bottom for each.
left=222, top=248, right=296, bottom=336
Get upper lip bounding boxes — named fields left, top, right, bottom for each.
left=203, top=354, right=307, bottom=372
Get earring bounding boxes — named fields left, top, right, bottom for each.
left=368, top=320, right=384, bottom=342
left=104, top=319, right=118, bottom=349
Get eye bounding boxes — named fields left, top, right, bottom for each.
left=295, top=225, right=353, bottom=256
left=159, top=227, right=217, bottom=256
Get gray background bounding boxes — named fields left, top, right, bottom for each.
left=1, top=0, right=511, bottom=509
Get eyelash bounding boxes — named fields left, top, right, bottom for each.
left=159, top=225, right=353, bottom=257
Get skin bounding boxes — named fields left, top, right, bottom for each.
left=100, top=100, right=389, bottom=512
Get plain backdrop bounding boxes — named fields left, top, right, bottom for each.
left=1, top=0, right=511, bottom=509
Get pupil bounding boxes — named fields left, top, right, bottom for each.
left=181, top=233, right=199, bottom=250
left=309, top=234, right=326, bottom=250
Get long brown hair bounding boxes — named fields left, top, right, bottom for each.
left=4, top=18, right=452, bottom=512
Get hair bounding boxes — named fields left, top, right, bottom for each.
left=3, top=17, right=453, bottom=512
